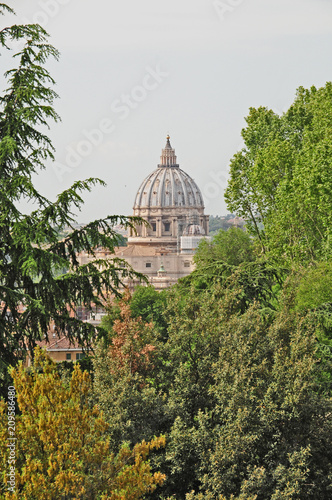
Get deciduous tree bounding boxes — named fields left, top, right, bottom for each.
left=225, top=83, right=332, bottom=263
left=194, top=226, right=256, bottom=268
left=191, top=299, right=332, bottom=499
left=0, top=348, right=165, bottom=499
left=93, top=293, right=167, bottom=451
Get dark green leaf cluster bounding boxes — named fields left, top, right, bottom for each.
left=92, top=261, right=332, bottom=499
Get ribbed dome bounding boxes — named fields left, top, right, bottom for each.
left=134, top=137, right=204, bottom=209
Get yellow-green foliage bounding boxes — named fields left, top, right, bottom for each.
left=0, top=348, right=165, bottom=499
left=295, top=261, right=332, bottom=311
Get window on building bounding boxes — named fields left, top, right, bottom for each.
left=184, top=261, right=191, bottom=268
left=152, top=222, right=156, bottom=232
left=146, top=262, right=152, bottom=268
left=66, top=353, right=72, bottom=361
left=164, top=222, right=170, bottom=232
left=76, top=353, right=84, bottom=360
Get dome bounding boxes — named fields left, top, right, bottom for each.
left=134, top=136, right=204, bottom=209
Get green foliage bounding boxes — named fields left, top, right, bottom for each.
left=194, top=227, right=255, bottom=268
left=100, top=302, right=122, bottom=335
left=177, top=259, right=285, bottom=317
left=57, top=354, right=95, bottom=381
left=295, top=262, right=332, bottom=311
left=286, top=262, right=332, bottom=345
left=93, top=293, right=168, bottom=451
left=192, top=300, right=332, bottom=499
left=0, top=3, right=146, bottom=394
left=101, top=285, right=168, bottom=340
left=129, top=285, right=168, bottom=338
left=288, top=262, right=332, bottom=394
left=91, top=265, right=332, bottom=499
left=159, top=287, right=229, bottom=496
left=225, top=83, right=332, bottom=263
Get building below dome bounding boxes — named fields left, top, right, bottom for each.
left=78, top=136, right=210, bottom=289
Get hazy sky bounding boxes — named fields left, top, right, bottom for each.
left=2, top=0, right=332, bottom=220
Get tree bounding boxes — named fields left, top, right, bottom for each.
left=92, top=292, right=167, bottom=451
left=92, top=265, right=332, bottom=499
left=160, top=285, right=226, bottom=496
left=0, top=348, right=166, bottom=499
left=194, top=227, right=256, bottom=268
left=181, top=293, right=332, bottom=499
left=0, top=3, right=145, bottom=394
left=295, top=262, right=332, bottom=312
left=145, top=271, right=331, bottom=499
left=225, top=83, right=332, bottom=263
left=290, top=263, right=332, bottom=394
left=101, top=285, right=168, bottom=341
left=224, top=106, right=287, bottom=253
left=105, top=291, right=157, bottom=377
left=129, top=285, right=168, bottom=339
left=176, top=257, right=284, bottom=318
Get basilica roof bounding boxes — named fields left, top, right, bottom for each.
left=134, top=136, right=204, bottom=209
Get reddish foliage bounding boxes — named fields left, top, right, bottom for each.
left=109, top=291, right=156, bottom=375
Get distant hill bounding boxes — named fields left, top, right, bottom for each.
left=209, top=214, right=245, bottom=235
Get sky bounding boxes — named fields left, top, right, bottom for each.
left=2, top=0, right=332, bottom=221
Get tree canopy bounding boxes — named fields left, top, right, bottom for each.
left=91, top=271, right=332, bottom=499
left=194, top=226, right=256, bottom=268
left=225, top=83, right=332, bottom=264
left=0, top=348, right=166, bottom=499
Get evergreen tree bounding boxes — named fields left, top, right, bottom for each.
left=0, top=3, right=144, bottom=393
